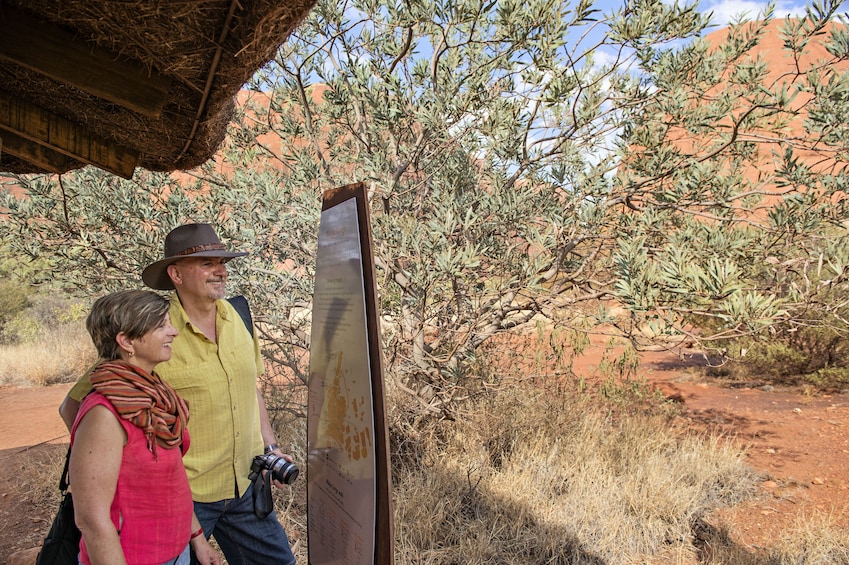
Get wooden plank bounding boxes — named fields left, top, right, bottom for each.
left=0, top=92, right=138, bottom=179
left=0, top=130, right=81, bottom=174
left=0, top=6, right=171, bottom=119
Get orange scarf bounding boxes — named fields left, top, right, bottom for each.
left=89, top=361, right=189, bottom=459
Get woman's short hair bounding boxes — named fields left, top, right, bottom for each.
left=86, top=290, right=170, bottom=360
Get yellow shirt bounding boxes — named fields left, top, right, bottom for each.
left=69, top=295, right=265, bottom=502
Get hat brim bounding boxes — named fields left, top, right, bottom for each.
left=142, top=250, right=248, bottom=290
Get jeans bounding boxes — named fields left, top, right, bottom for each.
left=80, top=543, right=190, bottom=565
left=190, top=482, right=296, bottom=565
left=160, top=544, right=190, bottom=565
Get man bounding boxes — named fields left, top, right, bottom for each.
left=59, top=223, right=297, bottom=565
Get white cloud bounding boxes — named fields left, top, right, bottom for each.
left=592, top=48, right=620, bottom=70
left=700, top=0, right=812, bottom=26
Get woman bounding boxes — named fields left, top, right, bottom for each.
left=69, top=290, right=221, bottom=565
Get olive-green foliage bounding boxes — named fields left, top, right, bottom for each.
left=2, top=0, right=849, bottom=410
left=611, top=3, right=849, bottom=358
left=693, top=229, right=849, bottom=389
left=808, top=365, right=849, bottom=390
left=0, top=237, right=49, bottom=339
left=1, top=294, right=88, bottom=344
left=1, top=312, right=39, bottom=344
left=722, top=329, right=849, bottom=390
left=0, top=230, right=55, bottom=286
left=0, top=280, right=31, bottom=334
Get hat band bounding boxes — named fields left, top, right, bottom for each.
left=176, top=243, right=227, bottom=256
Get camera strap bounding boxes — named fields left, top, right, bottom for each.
left=251, top=469, right=274, bottom=519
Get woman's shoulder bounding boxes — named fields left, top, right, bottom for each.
left=71, top=392, right=123, bottom=443
left=79, top=390, right=115, bottom=414
left=74, top=392, right=120, bottom=430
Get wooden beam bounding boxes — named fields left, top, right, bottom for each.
left=0, top=6, right=171, bottom=119
left=0, top=129, right=82, bottom=175
left=0, top=92, right=138, bottom=179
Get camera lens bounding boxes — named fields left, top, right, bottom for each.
left=268, top=456, right=299, bottom=485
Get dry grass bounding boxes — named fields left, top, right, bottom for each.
left=11, top=444, right=73, bottom=553
left=693, top=509, right=849, bottom=565
left=237, top=373, right=849, bottom=564
left=10, top=340, right=849, bottom=563
left=0, top=323, right=95, bottom=386
left=388, top=381, right=759, bottom=564
left=769, top=511, right=849, bottom=564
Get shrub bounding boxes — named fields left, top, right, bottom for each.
left=388, top=379, right=758, bottom=563
left=807, top=366, right=849, bottom=391
left=1, top=294, right=88, bottom=344
left=719, top=326, right=849, bottom=391
left=0, top=280, right=31, bottom=339
left=0, top=292, right=95, bottom=385
left=0, top=322, right=95, bottom=386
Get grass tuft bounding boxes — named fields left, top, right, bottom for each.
left=770, top=510, right=849, bottom=564
left=11, top=328, right=847, bottom=564
left=0, top=323, right=95, bottom=386
left=389, top=380, right=759, bottom=563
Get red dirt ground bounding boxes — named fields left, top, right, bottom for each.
left=1, top=346, right=847, bottom=563
left=648, top=353, right=847, bottom=537
left=601, top=346, right=849, bottom=552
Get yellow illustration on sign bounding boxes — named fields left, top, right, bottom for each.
left=320, top=351, right=373, bottom=462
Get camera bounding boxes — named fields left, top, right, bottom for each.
left=248, top=453, right=299, bottom=485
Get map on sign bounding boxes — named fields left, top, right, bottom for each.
left=307, top=196, right=377, bottom=565
left=319, top=351, right=373, bottom=462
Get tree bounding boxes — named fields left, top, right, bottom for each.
left=3, top=0, right=849, bottom=412
left=247, top=0, right=712, bottom=407
left=611, top=3, right=849, bottom=370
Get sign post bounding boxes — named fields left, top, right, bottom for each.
left=307, top=182, right=394, bottom=564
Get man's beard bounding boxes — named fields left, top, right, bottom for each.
left=208, top=279, right=227, bottom=300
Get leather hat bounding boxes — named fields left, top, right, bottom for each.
left=141, top=223, right=248, bottom=290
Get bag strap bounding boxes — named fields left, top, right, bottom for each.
left=226, top=295, right=254, bottom=337
left=59, top=447, right=71, bottom=493
left=251, top=466, right=274, bottom=519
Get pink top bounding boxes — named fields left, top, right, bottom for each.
left=71, top=392, right=193, bottom=565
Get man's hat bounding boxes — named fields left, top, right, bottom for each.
left=141, top=223, right=248, bottom=290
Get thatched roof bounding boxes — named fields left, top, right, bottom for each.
left=0, top=0, right=315, bottom=178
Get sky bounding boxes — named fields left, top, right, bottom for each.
left=587, top=0, right=849, bottom=26
left=699, top=0, right=849, bottom=25
left=573, top=0, right=849, bottom=73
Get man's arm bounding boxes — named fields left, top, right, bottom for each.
left=256, top=387, right=283, bottom=454
left=60, top=364, right=96, bottom=432
left=59, top=395, right=81, bottom=432
left=256, top=387, right=296, bottom=489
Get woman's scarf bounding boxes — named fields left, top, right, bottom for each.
left=89, top=361, right=189, bottom=459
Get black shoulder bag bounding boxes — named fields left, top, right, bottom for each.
left=36, top=447, right=81, bottom=565
left=227, top=295, right=273, bottom=518
left=226, top=295, right=254, bottom=337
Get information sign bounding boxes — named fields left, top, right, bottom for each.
left=307, top=183, right=393, bottom=565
